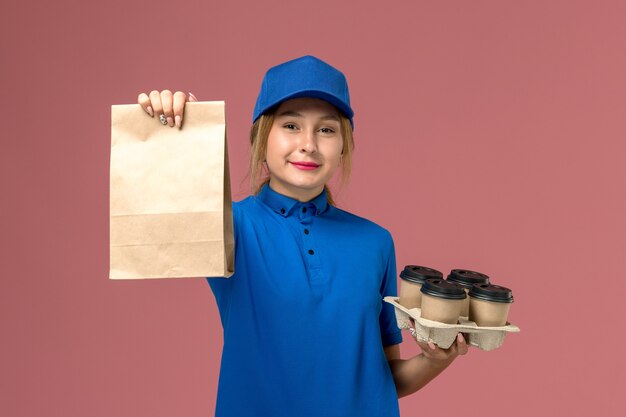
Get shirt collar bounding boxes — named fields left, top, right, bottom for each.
left=257, top=183, right=330, bottom=217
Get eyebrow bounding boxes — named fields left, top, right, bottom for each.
left=276, top=110, right=340, bottom=122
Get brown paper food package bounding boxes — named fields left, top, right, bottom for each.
left=109, top=101, right=234, bottom=279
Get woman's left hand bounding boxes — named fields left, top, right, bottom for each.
left=388, top=319, right=471, bottom=397
left=409, top=319, right=469, bottom=366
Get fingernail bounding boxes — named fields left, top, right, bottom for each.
left=189, top=92, right=197, bottom=101
left=167, top=116, right=174, bottom=127
left=428, top=342, right=436, bottom=350
left=147, top=106, right=154, bottom=117
left=457, top=334, right=465, bottom=343
left=175, top=115, right=182, bottom=129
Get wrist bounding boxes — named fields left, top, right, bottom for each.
left=421, top=352, right=456, bottom=370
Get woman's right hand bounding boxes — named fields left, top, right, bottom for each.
left=137, top=90, right=198, bottom=129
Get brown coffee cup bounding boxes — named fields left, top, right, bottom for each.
left=446, top=269, right=490, bottom=317
left=469, top=284, right=514, bottom=327
left=419, top=279, right=466, bottom=324
left=399, top=265, right=443, bottom=309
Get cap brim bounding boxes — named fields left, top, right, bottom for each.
left=257, top=89, right=354, bottom=127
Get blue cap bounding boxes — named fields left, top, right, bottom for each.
left=253, top=55, right=354, bottom=129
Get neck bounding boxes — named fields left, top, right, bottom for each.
left=268, top=179, right=323, bottom=202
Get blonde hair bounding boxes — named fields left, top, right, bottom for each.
left=248, top=111, right=354, bottom=206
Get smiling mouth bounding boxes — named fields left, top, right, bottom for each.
left=290, top=161, right=320, bottom=170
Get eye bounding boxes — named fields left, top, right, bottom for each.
left=319, top=127, right=336, bottom=134
left=283, top=123, right=298, bottom=130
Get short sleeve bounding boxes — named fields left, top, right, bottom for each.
left=379, top=231, right=403, bottom=347
left=206, top=201, right=241, bottom=282
left=206, top=202, right=241, bottom=328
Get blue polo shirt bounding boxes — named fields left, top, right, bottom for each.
left=207, top=184, right=402, bottom=417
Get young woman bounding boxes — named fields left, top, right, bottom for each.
left=138, top=55, right=468, bottom=417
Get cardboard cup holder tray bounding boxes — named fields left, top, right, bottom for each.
left=384, top=297, right=520, bottom=351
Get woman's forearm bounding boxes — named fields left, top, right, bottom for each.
left=388, top=354, right=455, bottom=398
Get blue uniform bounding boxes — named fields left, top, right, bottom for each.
left=207, top=184, right=402, bottom=417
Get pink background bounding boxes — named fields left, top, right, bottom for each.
left=2, top=1, right=624, bottom=416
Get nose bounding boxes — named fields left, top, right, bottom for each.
left=299, top=128, right=317, bottom=153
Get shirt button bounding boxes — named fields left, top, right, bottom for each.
left=302, top=207, right=307, bottom=213
left=280, top=208, right=285, bottom=214
left=308, top=249, right=314, bottom=255
left=304, top=228, right=309, bottom=235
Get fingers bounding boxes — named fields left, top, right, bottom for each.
left=161, top=90, right=174, bottom=127
left=414, top=339, right=434, bottom=353
left=173, top=91, right=187, bottom=128
left=417, top=339, right=448, bottom=362
left=139, top=90, right=194, bottom=128
left=415, top=334, right=469, bottom=363
left=456, top=333, right=469, bottom=355
left=138, top=93, right=154, bottom=117
left=149, top=90, right=164, bottom=123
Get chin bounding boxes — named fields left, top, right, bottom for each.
left=291, top=183, right=324, bottom=191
